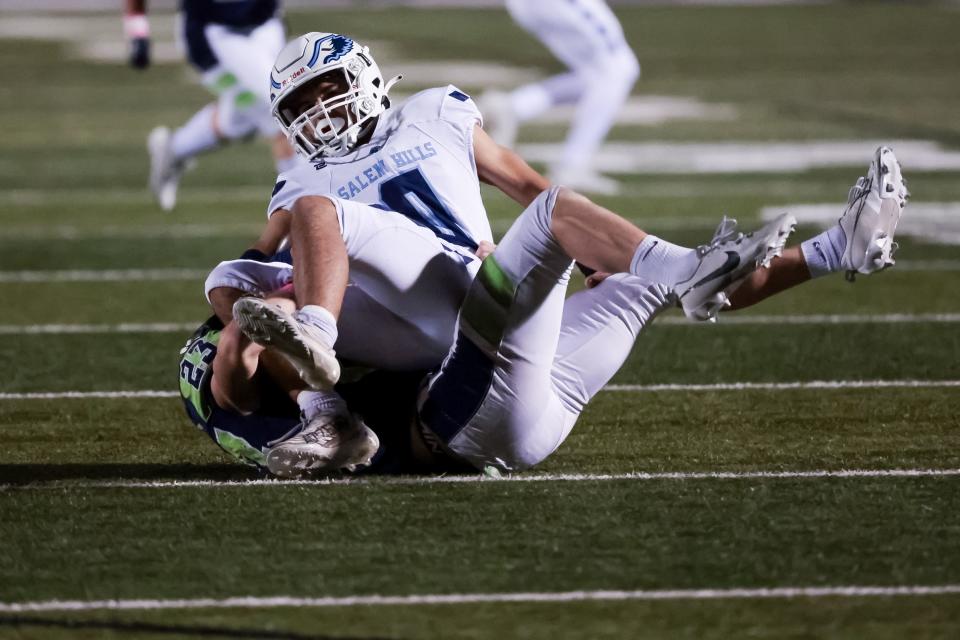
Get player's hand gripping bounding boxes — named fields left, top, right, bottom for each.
left=475, top=240, right=497, bottom=260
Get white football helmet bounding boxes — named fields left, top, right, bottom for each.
left=269, top=32, right=399, bottom=160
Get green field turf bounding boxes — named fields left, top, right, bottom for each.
left=2, top=2, right=960, bottom=639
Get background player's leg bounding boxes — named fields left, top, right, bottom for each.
left=553, top=47, right=639, bottom=193
left=501, top=0, right=639, bottom=193
left=204, top=18, right=300, bottom=173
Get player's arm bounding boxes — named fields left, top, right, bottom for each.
left=208, top=286, right=246, bottom=326
left=123, top=0, right=150, bottom=70
left=248, top=208, right=292, bottom=258
left=207, top=210, right=294, bottom=323
left=473, top=124, right=598, bottom=277
left=473, top=124, right=550, bottom=207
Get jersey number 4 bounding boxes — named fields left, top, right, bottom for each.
left=379, top=168, right=477, bottom=251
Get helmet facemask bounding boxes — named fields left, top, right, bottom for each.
left=277, top=61, right=380, bottom=160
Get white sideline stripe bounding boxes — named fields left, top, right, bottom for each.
left=761, top=203, right=960, bottom=246
left=0, top=187, right=269, bottom=207
left=0, top=322, right=197, bottom=335
left=518, top=140, right=960, bottom=174
left=0, top=269, right=207, bottom=283
left=6, top=468, right=959, bottom=493
left=3, top=379, right=960, bottom=400
left=0, top=391, right=178, bottom=400
left=604, top=380, right=960, bottom=392
left=2, top=585, right=960, bottom=613
left=656, top=312, right=960, bottom=326
left=1, top=225, right=263, bottom=241
left=894, top=260, right=960, bottom=272
left=5, top=313, right=960, bottom=336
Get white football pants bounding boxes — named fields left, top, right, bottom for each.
left=505, top=0, right=640, bottom=173
left=201, top=17, right=286, bottom=138
left=419, top=187, right=671, bottom=471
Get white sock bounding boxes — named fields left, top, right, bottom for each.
left=275, top=153, right=301, bottom=174
left=800, top=225, right=846, bottom=278
left=296, top=389, right=346, bottom=420
left=171, top=104, right=220, bottom=162
left=296, top=304, right=338, bottom=348
left=629, top=235, right=698, bottom=287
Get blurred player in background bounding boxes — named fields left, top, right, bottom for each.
left=481, top=0, right=640, bottom=196
left=123, top=0, right=302, bottom=211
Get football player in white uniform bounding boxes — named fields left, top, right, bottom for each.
left=480, top=0, right=640, bottom=195
left=124, top=0, right=302, bottom=211
left=237, top=31, right=787, bottom=396
left=192, top=145, right=907, bottom=476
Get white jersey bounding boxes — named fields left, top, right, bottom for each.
left=267, top=85, right=493, bottom=252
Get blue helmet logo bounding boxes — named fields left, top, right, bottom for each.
left=307, top=34, right=354, bottom=68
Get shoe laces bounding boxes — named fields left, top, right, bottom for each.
left=300, top=413, right=343, bottom=445
left=696, top=216, right=742, bottom=258
left=847, top=176, right=869, bottom=205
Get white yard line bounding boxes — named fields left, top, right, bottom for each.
left=0, top=187, right=268, bottom=207
left=761, top=203, right=960, bottom=246
left=0, top=323, right=197, bottom=335
left=604, top=380, right=960, bottom=392
left=3, top=379, right=959, bottom=401
left=0, top=225, right=262, bottom=241
left=2, top=584, right=959, bottom=613
left=0, top=391, right=178, bottom=400
left=0, top=269, right=207, bottom=283
left=894, top=260, right=960, bottom=271
left=4, top=313, right=960, bottom=336
left=655, top=312, right=960, bottom=325
left=518, top=140, right=960, bottom=174
left=4, top=468, right=958, bottom=493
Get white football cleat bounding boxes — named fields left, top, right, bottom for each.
left=675, top=213, right=796, bottom=322
left=840, top=146, right=909, bottom=280
left=478, top=90, right=518, bottom=148
left=233, top=297, right=341, bottom=390
left=147, top=126, right=186, bottom=212
left=549, top=167, right=622, bottom=196
left=266, top=409, right=380, bottom=479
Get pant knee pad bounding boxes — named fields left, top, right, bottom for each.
left=217, top=89, right=270, bottom=140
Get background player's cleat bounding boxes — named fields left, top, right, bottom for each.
left=548, top=167, right=621, bottom=196
left=675, top=213, right=796, bottom=322
left=233, top=297, right=341, bottom=389
left=477, top=90, right=518, bottom=148
left=266, top=410, right=380, bottom=479
left=147, top=126, right=186, bottom=212
left=840, top=146, right=909, bottom=281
